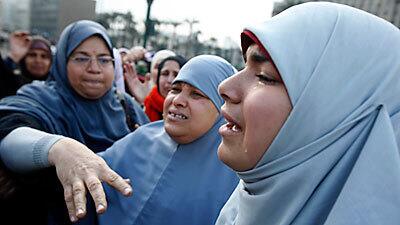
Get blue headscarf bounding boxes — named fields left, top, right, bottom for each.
left=98, top=55, right=239, bottom=225
left=216, top=2, right=400, bottom=225
left=0, top=20, right=147, bottom=152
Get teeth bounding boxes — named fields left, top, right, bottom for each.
left=227, top=122, right=241, bottom=132
left=170, top=112, right=187, bottom=119
left=232, top=125, right=240, bottom=132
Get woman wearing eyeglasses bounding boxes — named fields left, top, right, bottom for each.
left=0, top=20, right=148, bottom=224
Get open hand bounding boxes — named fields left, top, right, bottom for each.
left=8, top=31, right=32, bottom=63
left=124, top=63, right=152, bottom=104
left=48, top=138, right=132, bottom=222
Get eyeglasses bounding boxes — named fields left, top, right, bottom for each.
left=69, top=55, right=114, bottom=68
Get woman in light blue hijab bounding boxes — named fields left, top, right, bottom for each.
left=216, top=2, right=400, bottom=225
left=96, top=55, right=238, bottom=225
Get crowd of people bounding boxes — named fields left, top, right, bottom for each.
left=1, top=2, right=400, bottom=225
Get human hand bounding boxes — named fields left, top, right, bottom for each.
left=130, top=46, right=146, bottom=61
left=8, top=31, right=32, bottom=63
left=48, top=138, right=132, bottom=222
left=124, top=63, right=151, bottom=104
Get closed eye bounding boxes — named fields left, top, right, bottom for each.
left=170, top=86, right=181, bottom=94
left=256, top=74, right=277, bottom=85
left=191, top=91, right=207, bottom=99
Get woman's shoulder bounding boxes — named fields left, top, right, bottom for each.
left=0, top=81, right=60, bottom=116
left=136, top=120, right=165, bottom=134
left=103, top=121, right=170, bottom=153
left=100, top=120, right=175, bottom=166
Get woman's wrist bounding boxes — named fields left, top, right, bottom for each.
left=48, top=137, right=69, bottom=166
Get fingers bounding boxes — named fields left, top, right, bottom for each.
left=124, top=63, right=138, bottom=79
left=10, top=31, right=31, bottom=43
left=72, top=181, right=87, bottom=218
left=64, top=185, right=77, bottom=222
left=12, top=31, right=30, bottom=36
left=85, top=176, right=107, bottom=214
left=102, top=169, right=132, bottom=197
left=145, top=72, right=151, bottom=81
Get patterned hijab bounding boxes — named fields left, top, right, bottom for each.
left=216, top=2, right=400, bottom=225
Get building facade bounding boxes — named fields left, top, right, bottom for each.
left=0, top=0, right=31, bottom=31
left=30, top=0, right=96, bottom=40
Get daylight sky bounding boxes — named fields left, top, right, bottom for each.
left=96, top=0, right=277, bottom=47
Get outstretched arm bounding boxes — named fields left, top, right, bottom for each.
left=0, top=127, right=132, bottom=222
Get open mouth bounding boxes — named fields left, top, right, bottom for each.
left=226, top=121, right=242, bottom=132
left=220, top=110, right=243, bottom=134
left=168, top=111, right=188, bottom=120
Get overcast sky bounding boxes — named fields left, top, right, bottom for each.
left=96, top=0, right=277, bottom=47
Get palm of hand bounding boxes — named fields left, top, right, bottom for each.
left=124, top=63, right=152, bottom=104
left=9, top=32, right=31, bottom=62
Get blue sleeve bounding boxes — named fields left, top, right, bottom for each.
left=0, top=127, right=63, bottom=173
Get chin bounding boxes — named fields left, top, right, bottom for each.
left=217, top=141, right=248, bottom=172
left=217, top=143, right=230, bottom=165
left=83, top=92, right=106, bottom=100
left=165, top=125, right=195, bottom=144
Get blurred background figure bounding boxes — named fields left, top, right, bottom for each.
left=0, top=31, right=52, bottom=99
left=149, top=49, right=175, bottom=87
left=113, top=48, right=125, bottom=93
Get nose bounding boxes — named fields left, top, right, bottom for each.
left=172, top=91, right=188, bottom=108
left=87, top=58, right=101, bottom=73
left=167, top=73, right=176, bottom=83
left=218, top=71, right=242, bottom=104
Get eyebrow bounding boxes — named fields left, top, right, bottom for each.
left=72, top=51, right=111, bottom=57
left=247, top=48, right=268, bottom=63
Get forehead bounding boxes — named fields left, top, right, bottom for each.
left=72, top=36, right=110, bottom=55
left=173, top=81, right=202, bottom=91
left=27, top=49, right=50, bottom=54
left=162, top=60, right=180, bottom=68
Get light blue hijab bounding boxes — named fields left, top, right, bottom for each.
left=0, top=20, right=148, bottom=152
left=216, top=2, right=400, bottom=225
left=98, top=55, right=239, bottom=225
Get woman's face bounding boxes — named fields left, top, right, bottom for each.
left=217, top=44, right=292, bottom=172
left=67, top=36, right=114, bottom=99
left=164, top=82, right=219, bottom=144
left=25, top=49, right=51, bottom=78
left=158, top=60, right=180, bottom=97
